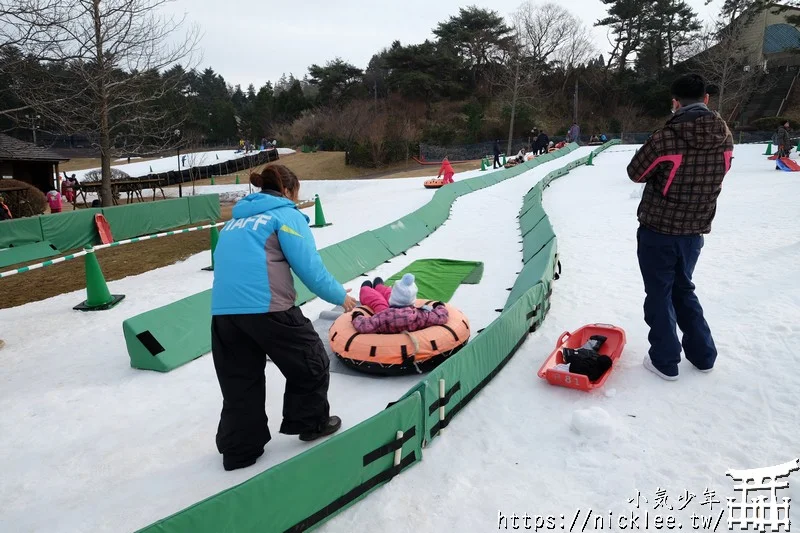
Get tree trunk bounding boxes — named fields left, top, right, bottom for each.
left=92, top=0, right=113, bottom=207
left=507, top=58, right=521, bottom=156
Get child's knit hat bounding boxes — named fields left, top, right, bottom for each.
left=389, top=274, right=418, bottom=308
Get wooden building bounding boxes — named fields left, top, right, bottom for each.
left=0, top=134, right=69, bottom=193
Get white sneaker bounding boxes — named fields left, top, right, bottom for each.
left=697, top=367, right=714, bottom=373
left=643, top=356, right=679, bottom=381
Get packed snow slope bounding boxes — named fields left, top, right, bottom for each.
left=0, top=149, right=594, bottom=533
left=70, top=148, right=295, bottom=182
left=162, top=163, right=507, bottom=201
left=320, top=143, right=800, bottom=532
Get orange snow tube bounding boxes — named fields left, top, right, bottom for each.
left=329, top=299, right=471, bottom=375
left=424, top=179, right=444, bottom=189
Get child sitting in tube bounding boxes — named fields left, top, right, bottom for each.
left=352, top=274, right=449, bottom=334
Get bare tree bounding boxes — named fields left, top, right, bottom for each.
left=0, top=1, right=80, bottom=117
left=689, top=21, right=760, bottom=120
left=500, top=3, right=591, bottom=153
left=364, top=111, right=388, bottom=168
left=9, top=0, right=199, bottom=206
left=398, top=117, right=418, bottom=168
left=516, top=2, right=576, bottom=64
left=552, top=19, right=596, bottom=92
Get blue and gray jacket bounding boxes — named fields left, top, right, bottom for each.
left=211, top=191, right=346, bottom=315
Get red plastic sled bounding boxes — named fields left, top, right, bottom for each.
left=537, top=323, right=626, bottom=391
left=778, top=157, right=800, bottom=171
left=95, top=214, right=114, bottom=244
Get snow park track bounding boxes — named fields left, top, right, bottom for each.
left=131, top=140, right=619, bottom=533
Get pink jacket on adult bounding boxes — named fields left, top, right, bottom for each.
left=352, top=305, right=449, bottom=335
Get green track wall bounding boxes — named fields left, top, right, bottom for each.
left=135, top=140, right=620, bottom=532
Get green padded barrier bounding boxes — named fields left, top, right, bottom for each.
left=445, top=180, right=474, bottom=196
left=521, top=186, right=543, bottom=213
left=371, top=215, right=432, bottom=256
left=123, top=290, right=212, bottom=372
left=136, top=141, right=599, bottom=530
left=410, top=204, right=448, bottom=230
left=187, top=194, right=221, bottom=223
left=506, top=237, right=558, bottom=310
left=401, top=283, right=548, bottom=444
left=523, top=217, right=556, bottom=264
left=102, top=199, right=191, bottom=241
left=432, top=184, right=459, bottom=203
left=0, top=240, right=59, bottom=269
left=318, top=232, right=394, bottom=281
left=0, top=216, right=44, bottom=248
left=520, top=203, right=547, bottom=236
left=384, top=259, right=484, bottom=302
left=40, top=208, right=102, bottom=251
left=137, top=393, right=423, bottom=533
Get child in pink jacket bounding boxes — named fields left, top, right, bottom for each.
left=352, top=273, right=449, bottom=334
left=436, top=157, right=455, bottom=185
left=46, top=190, right=63, bottom=213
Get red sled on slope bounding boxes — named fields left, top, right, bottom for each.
left=537, top=324, right=626, bottom=392
left=776, top=157, right=800, bottom=171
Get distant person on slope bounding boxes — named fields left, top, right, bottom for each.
left=536, top=131, right=549, bottom=155
left=436, top=156, right=455, bottom=184
left=210, top=164, right=357, bottom=471
left=568, top=122, right=580, bottom=143
left=776, top=121, right=792, bottom=168
left=626, top=73, right=733, bottom=381
left=493, top=139, right=502, bottom=169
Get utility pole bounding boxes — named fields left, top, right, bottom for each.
left=573, top=78, right=579, bottom=125
left=26, top=114, right=40, bottom=145
left=175, top=129, right=183, bottom=198
left=507, top=55, right=521, bottom=157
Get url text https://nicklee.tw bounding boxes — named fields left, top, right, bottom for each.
left=497, top=508, right=726, bottom=532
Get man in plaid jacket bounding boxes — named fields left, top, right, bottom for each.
left=627, top=73, right=734, bottom=381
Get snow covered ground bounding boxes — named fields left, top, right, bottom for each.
left=0, top=148, right=592, bottom=533
left=320, top=144, right=800, bottom=532
left=71, top=148, right=295, bottom=182
left=5, top=144, right=796, bottom=532
left=162, top=163, right=510, bottom=203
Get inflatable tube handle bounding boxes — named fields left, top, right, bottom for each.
left=591, top=323, right=617, bottom=329
left=557, top=331, right=571, bottom=348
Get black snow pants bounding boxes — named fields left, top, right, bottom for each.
left=211, top=307, right=331, bottom=468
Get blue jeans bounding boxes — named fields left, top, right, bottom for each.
left=636, top=227, right=717, bottom=376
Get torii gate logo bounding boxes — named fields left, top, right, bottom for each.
left=726, top=459, right=799, bottom=532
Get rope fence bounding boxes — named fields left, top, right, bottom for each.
left=0, top=221, right=225, bottom=279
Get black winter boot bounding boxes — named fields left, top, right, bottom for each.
left=361, top=280, right=373, bottom=289
left=373, top=277, right=384, bottom=286
left=299, top=416, right=342, bottom=442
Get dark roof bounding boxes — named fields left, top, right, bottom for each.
left=764, top=23, right=800, bottom=54
left=0, top=134, right=69, bottom=162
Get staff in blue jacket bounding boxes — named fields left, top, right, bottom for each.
left=210, top=164, right=357, bottom=471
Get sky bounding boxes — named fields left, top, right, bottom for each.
left=162, top=0, right=724, bottom=90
